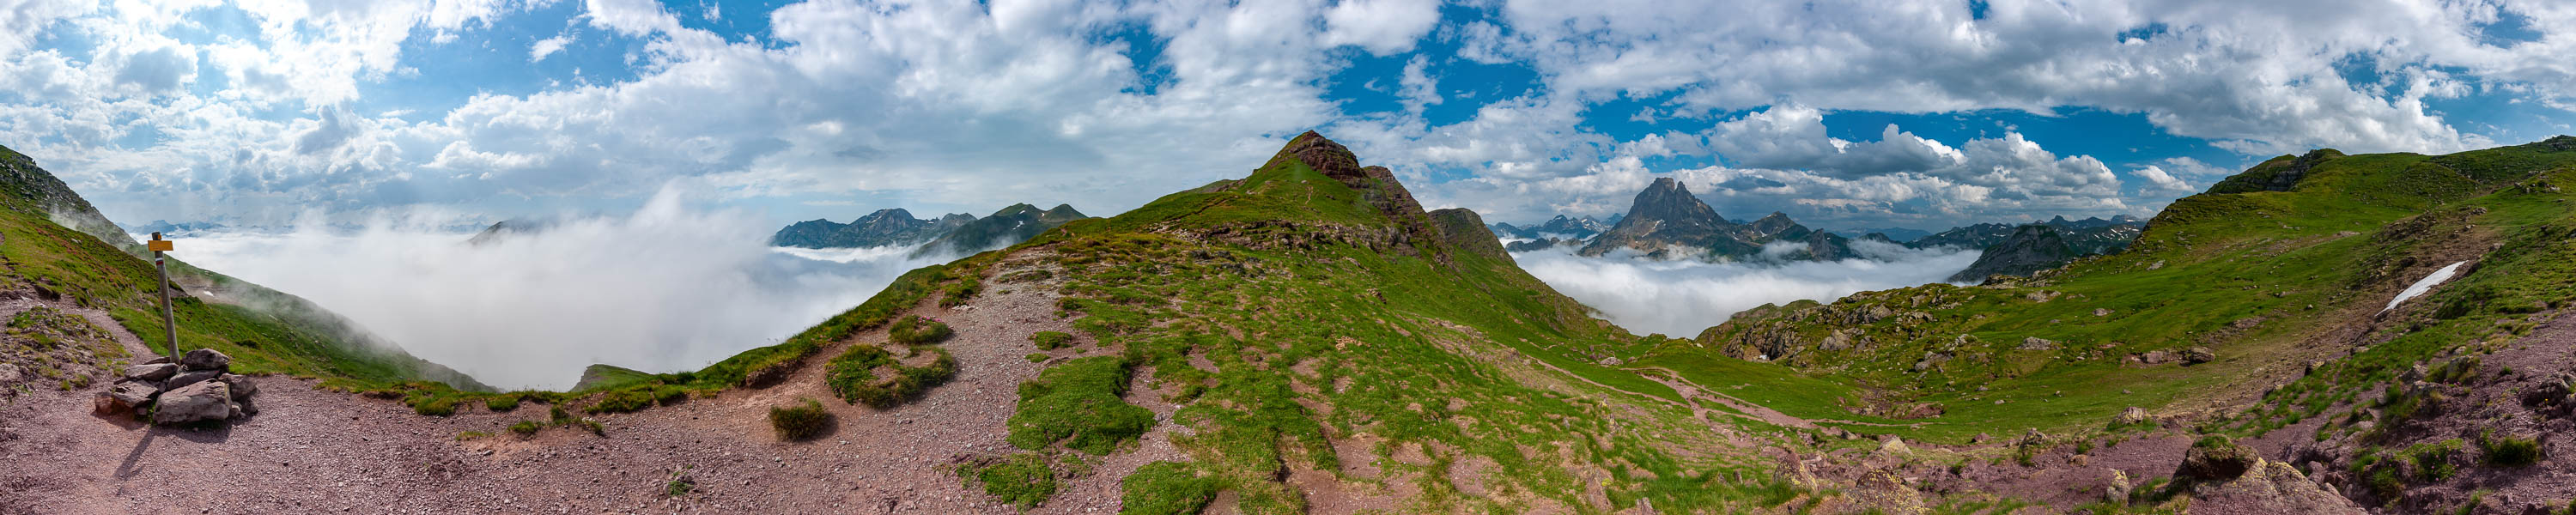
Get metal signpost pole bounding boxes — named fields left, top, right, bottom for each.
left=150, top=233, right=178, bottom=360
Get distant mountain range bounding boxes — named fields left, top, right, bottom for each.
left=763, top=203, right=1091, bottom=258
left=1490, top=215, right=1612, bottom=239
left=770, top=209, right=974, bottom=249
left=1485, top=178, right=2147, bottom=282
left=908, top=203, right=1089, bottom=258
left=1491, top=178, right=1858, bottom=261
left=120, top=220, right=228, bottom=236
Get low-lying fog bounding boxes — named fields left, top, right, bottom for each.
left=170, top=191, right=953, bottom=390
left=1509, top=241, right=1978, bottom=336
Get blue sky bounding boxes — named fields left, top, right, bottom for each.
left=3, top=0, right=2573, bottom=232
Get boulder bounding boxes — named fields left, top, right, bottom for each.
left=2018, top=336, right=2059, bottom=351
left=2105, top=469, right=2133, bottom=501
left=179, top=348, right=232, bottom=372
left=2138, top=350, right=2178, bottom=365
left=2113, top=406, right=2153, bottom=427
left=122, top=363, right=178, bottom=382
left=150, top=380, right=234, bottom=425
left=141, top=355, right=173, bottom=366
left=165, top=369, right=222, bottom=391
left=2186, top=458, right=2364, bottom=514
left=93, top=381, right=157, bottom=416
left=2183, top=346, right=2217, bottom=365
left=0, top=363, right=18, bottom=383
left=219, top=374, right=258, bottom=400
left=2177, top=435, right=2257, bottom=482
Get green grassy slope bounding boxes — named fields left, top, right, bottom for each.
left=0, top=145, right=490, bottom=391
left=1684, top=136, right=2576, bottom=442
left=924, top=133, right=1848, bottom=512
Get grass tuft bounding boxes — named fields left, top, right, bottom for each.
left=1006, top=356, right=1153, bottom=455
left=769, top=397, right=833, bottom=441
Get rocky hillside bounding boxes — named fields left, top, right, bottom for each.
left=0, top=144, right=488, bottom=391
left=770, top=208, right=975, bottom=249
left=1577, top=177, right=1858, bottom=261
left=1945, top=224, right=2085, bottom=283
left=908, top=203, right=1088, bottom=258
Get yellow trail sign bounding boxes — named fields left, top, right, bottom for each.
left=148, top=239, right=173, bottom=251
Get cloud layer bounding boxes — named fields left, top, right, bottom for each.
left=171, top=189, right=949, bottom=389
left=1510, top=243, right=1978, bottom=336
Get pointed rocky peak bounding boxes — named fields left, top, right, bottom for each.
left=2048, top=215, right=2072, bottom=225
left=1621, top=178, right=1729, bottom=229
left=1267, top=130, right=1366, bottom=184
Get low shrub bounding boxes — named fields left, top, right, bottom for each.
left=2407, top=439, right=2465, bottom=481
left=2481, top=431, right=2544, bottom=466
left=769, top=397, right=833, bottom=441
left=509, top=421, right=543, bottom=435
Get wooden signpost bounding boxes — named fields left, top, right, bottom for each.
left=149, top=233, right=178, bottom=360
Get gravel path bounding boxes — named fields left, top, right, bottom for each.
left=0, top=254, right=1188, bottom=514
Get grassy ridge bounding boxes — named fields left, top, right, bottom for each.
left=1679, top=137, right=2576, bottom=443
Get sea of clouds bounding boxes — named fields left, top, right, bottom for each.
left=167, top=190, right=952, bottom=390
left=1508, top=240, right=1978, bottom=336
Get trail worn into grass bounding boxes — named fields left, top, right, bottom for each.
left=0, top=251, right=1180, bottom=514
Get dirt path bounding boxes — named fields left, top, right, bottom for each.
left=0, top=251, right=1188, bottom=514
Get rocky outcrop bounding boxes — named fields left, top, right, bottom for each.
left=152, top=380, right=234, bottom=424
left=95, top=348, right=261, bottom=424
left=2176, top=435, right=2257, bottom=482
left=2184, top=458, right=2364, bottom=514
left=2208, top=148, right=2343, bottom=195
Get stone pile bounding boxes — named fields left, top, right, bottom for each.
left=93, top=348, right=260, bottom=425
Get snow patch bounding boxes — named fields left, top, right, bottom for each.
left=2383, top=261, right=2468, bottom=312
